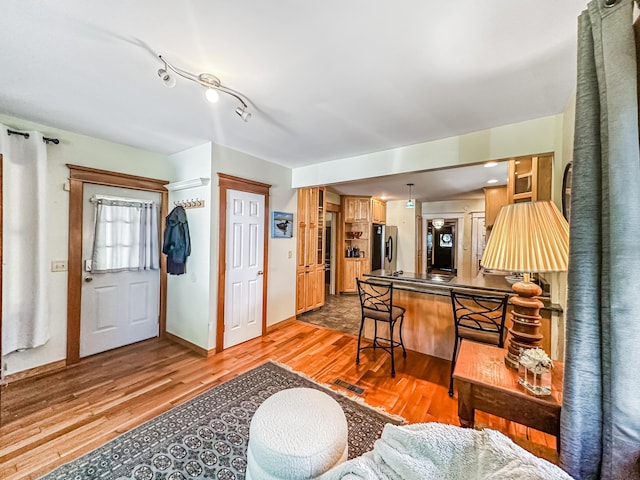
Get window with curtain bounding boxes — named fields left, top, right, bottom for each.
left=90, top=196, right=159, bottom=273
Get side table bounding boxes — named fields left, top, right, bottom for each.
left=452, top=340, right=563, bottom=445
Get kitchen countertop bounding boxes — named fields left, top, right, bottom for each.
left=364, top=270, right=561, bottom=312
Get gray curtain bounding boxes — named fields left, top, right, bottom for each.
left=560, top=1, right=640, bottom=479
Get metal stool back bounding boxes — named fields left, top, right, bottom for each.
left=448, top=289, right=509, bottom=396
left=356, top=279, right=407, bottom=377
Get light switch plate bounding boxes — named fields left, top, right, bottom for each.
left=51, top=260, right=68, bottom=272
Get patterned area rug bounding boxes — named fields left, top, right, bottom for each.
left=40, top=361, right=402, bottom=480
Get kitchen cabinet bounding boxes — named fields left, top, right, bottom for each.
left=340, top=195, right=373, bottom=293
left=371, top=198, right=387, bottom=224
left=484, top=185, right=508, bottom=228
left=507, top=154, right=553, bottom=204
left=296, top=186, right=325, bottom=315
left=342, top=258, right=368, bottom=293
left=343, top=196, right=370, bottom=223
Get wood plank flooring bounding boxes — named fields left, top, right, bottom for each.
left=0, top=320, right=556, bottom=479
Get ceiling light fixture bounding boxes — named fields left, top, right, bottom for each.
left=405, top=183, right=415, bottom=209
left=484, top=161, right=498, bottom=168
left=432, top=218, right=445, bottom=229
left=156, top=55, right=252, bottom=122
left=487, top=179, right=499, bottom=184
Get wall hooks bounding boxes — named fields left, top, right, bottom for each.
left=174, top=198, right=205, bottom=209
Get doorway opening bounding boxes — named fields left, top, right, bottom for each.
left=422, top=214, right=465, bottom=276
left=431, top=222, right=456, bottom=274
left=325, top=211, right=337, bottom=295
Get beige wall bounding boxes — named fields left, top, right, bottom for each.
left=386, top=201, right=420, bottom=272
left=166, top=143, right=213, bottom=350
left=0, top=114, right=173, bottom=375
left=210, top=143, right=297, bottom=342
left=292, top=115, right=563, bottom=188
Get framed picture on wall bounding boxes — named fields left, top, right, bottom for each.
left=272, top=211, right=293, bottom=238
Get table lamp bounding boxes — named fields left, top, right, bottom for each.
left=481, top=201, right=569, bottom=369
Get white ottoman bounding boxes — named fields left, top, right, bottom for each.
left=246, top=387, right=348, bottom=480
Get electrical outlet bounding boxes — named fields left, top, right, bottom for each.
left=51, top=260, right=68, bottom=272
left=288, top=250, right=293, bottom=259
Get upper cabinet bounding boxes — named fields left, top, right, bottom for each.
left=484, top=185, right=508, bottom=228
left=343, top=196, right=370, bottom=223
left=507, top=154, right=553, bottom=204
left=371, top=198, right=387, bottom=224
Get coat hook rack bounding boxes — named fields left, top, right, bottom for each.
left=174, top=198, right=205, bottom=209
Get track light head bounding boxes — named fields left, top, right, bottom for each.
left=157, top=68, right=176, bottom=88
left=204, top=88, right=220, bottom=104
left=235, top=106, right=251, bottom=122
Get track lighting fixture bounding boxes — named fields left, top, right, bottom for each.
left=157, top=55, right=252, bottom=122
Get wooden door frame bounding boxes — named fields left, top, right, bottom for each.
left=66, top=164, right=169, bottom=365
left=216, top=173, right=270, bottom=353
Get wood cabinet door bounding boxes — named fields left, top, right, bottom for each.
left=358, top=258, right=369, bottom=276
left=297, top=188, right=310, bottom=269
left=343, top=259, right=357, bottom=292
left=313, top=265, right=325, bottom=309
left=484, top=186, right=508, bottom=227
left=296, top=269, right=307, bottom=315
left=356, top=198, right=370, bottom=222
left=343, top=197, right=357, bottom=223
left=371, top=199, right=386, bottom=224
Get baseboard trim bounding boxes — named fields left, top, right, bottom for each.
left=164, top=332, right=215, bottom=357
left=266, top=316, right=297, bottom=333
left=4, top=359, right=67, bottom=384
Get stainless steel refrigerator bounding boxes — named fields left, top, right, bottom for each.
left=371, top=224, right=398, bottom=272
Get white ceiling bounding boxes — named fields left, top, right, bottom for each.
left=0, top=1, right=586, bottom=199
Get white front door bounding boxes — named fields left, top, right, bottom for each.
left=224, top=189, right=264, bottom=348
left=80, top=184, right=160, bottom=358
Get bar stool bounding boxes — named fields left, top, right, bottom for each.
left=448, top=289, right=509, bottom=396
left=356, top=279, right=406, bottom=377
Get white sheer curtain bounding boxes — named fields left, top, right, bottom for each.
left=91, top=195, right=159, bottom=273
left=1, top=124, right=49, bottom=354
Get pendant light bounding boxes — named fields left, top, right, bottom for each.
left=405, top=183, right=415, bottom=208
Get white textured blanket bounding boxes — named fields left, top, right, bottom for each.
left=320, top=423, right=573, bottom=480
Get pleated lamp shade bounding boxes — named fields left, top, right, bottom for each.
left=481, top=201, right=569, bottom=273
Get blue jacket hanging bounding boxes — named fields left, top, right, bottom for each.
left=163, top=206, right=191, bottom=275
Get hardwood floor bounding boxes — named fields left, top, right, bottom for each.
left=0, top=320, right=556, bottom=479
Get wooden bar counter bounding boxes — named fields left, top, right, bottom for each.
left=362, top=270, right=560, bottom=361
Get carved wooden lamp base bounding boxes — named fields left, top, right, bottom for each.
left=505, top=278, right=544, bottom=370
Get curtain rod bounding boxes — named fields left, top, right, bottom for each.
left=7, top=128, right=60, bottom=145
